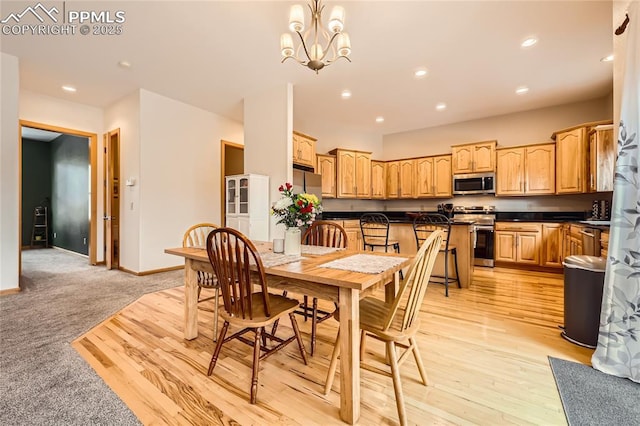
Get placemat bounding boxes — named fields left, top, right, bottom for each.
left=258, top=252, right=304, bottom=268
left=319, top=254, right=408, bottom=274
left=300, top=245, right=344, bottom=256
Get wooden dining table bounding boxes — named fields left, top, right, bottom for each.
left=165, top=242, right=411, bottom=425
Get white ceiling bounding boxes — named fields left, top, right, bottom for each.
left=1, top=1, right=614, bottom=136
left=21, top=127, right=61, bottom=141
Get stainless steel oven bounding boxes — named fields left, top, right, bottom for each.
left=453, top=206, right=496, bottom=267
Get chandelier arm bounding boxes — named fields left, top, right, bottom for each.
left=295, top=30, right=313, bottom=62
left=318, top=32, right=340, bottom=62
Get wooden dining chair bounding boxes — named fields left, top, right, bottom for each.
left=412, top=213, right=460, bottom=297
left=360, top=213, right=400, bottom=253
left=183, top=223, right=220, bottom=339
left=324, top=230, right=444, bottom=426
left=205, top=228, right=308, bottom=404
left=299, top=220, right=348, bottom=355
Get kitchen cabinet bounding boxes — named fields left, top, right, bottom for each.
left=341, top=219, right=362, bottom=250
left=225, top=174, right=269, bottom=242
left=371, top=160, right=386, bottom=199
left=555, top=127, right=587, bottom=194
left=415, top=155, right=452, bottom=198
left=496, top=143, right=555, bottom=196
left=399, top=159, right=415, bottom=198
left=494, top=222, right=541, bottom=265
left=588, top=124, right=615, bottom=192
left=292, top=131, right=317, bottom=169
left=600, top=230, right=609, bottom=258
left=451, top=140, right=496, bottom=174
left=330, top=149, right=372, bottom=198
left=566, top=224, right=584, bottom=257
left=386, top=161, right=400, bottom=199
left=316, top=154, right=336, bottom=198
left=541, top=223, right=563, bottom=268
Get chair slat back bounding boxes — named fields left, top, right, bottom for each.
left=412, top=213, right=451, bottom=250
left=206, top=228, right=270, bottom=319
left=383, top=230, right=444, bottom=332
left=183, top=223, right=218, bottom=248
left=360, top=213, right=391, bottom=247
left=302, top=220, right=348, bottom=248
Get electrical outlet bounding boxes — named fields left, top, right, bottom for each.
left=83, top=238, right=87, bottom=245
left=130, top=202, right=134, bottom=210
left=53, top=232, right=57, bottom=238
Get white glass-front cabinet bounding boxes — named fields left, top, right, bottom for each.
left=225, top=174, right=269, bottom=241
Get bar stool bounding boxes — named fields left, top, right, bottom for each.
left=360, top=213, right=400, bottom=253
left=412, top=213, right=460, bottom=297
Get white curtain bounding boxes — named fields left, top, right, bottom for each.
left=592, top=2, right=640, bottom=383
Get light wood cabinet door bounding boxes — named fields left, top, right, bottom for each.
left=517, top=232, right=540, bottom=264
left=541, top=223, right=563, bottom=268
left=473, top=141, right=496, bottom=172
left=452, top=141, right=496, bottom=173
left=342, top=220, right=361, bottom=250
left=371, top=160, right=386, bottom=199
left=386, top=161, right=400, bottom=199
left=556, top=127, right=587, bottom=194
left=495, top=231, right=517, bottom=262
left=292, top=132, right=317, bottom=168
left=415, top=157, right=434, bottom=197
left=525, top=144, right=555, bottom=194
left=335, top=150, right=357, bottom=198
left=399, top=159, right=415, bottom=198
left=355, top=151, right=372, bottom=198
left=600, top=230, right=609, bottom=258
left=451, top=145, right=474, bottom=174
left=433, top=155, right=452, bottom=197
left=589, top=125, right=615, bottom=193
left=316, top=154, right=336, bottom=198
left=496, top=147, right=525, bottom=195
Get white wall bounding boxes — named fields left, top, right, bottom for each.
left=382, top=97, right=612, bottom=160
left=244, top=83, right=293, bottom=239
left=0, top=53, right=20, bottom=291
left=138, top=90, right=243, bottom=271
left=294, top=118, right=384, bottom=158
left=19, top=90, right=105, bottom=261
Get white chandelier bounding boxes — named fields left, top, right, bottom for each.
left=280, top=0, right=351, bottom=73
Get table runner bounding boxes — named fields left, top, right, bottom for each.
left=319, top=254, right=409, bottom=274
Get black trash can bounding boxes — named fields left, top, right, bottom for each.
left=561, top=255, right=606, bottom=348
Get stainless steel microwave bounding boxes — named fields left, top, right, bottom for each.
left=452, top=173, right=495, bottom=195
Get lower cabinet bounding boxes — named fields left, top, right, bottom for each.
left=341, top=220, right=362, bottom=250
left=600, top=230, right=609, bottom=258
left=541, top=223, right=564, bottom=268
left=494, top=222, right=542, bottom=265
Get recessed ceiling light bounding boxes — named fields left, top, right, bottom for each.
left=515, top=86, right=529, bottom=95
left=118, top=60, right=132, bottom=69
left=341, top=90, right=351, bottom=99
left=375, top=116, right=384, bottom=123
left=521, top=37, right=538, bottom=48
left=62, top=85, right=76, bottom=93
left=414, top=68, right=428, bottom=78
left=600, top=54, right=614, bottom=62
left=435, top=103, right=447, bottom=111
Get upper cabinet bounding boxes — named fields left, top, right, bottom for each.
left=399, top=159, right=415, bottom=198
left=552, top=120, right=613, bottom=195
left=371, top=160, right=386, bottom=199
left=415, top=155, right=452, bottom=198
left=386, top=161, right=400, bottom=199
left=588, top=124, right=615, bottom=193
left=329, top=148, right=372, bottom=198
left=555, top=127, right=587, bottom=194
left=292, top=131, right=317, bottom=169
left=451, top=140, right=496, bottom=174
left=316, top=154, right=336, bottom=198
left=496, top=143, right=555, bottom=196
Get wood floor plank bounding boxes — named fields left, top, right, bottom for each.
left=73, top=266, right=591, bottom=425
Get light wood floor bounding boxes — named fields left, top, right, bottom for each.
left=73, top=267, right=592, bottom=425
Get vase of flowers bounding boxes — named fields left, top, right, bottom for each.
left=271, top=182, right=322, bottom=256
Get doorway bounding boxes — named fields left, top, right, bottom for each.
left=220, top=140, right=244, bottom=226
left=19, top=120, right=98, bottom=270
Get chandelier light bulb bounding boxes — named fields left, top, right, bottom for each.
left=280, top=34, right=294, bottom=57
left=337, top=32, right=351, bottom=57
left=310, top=43, right=324, bottom=61
left=328, top=6, right=345, bottom=33
left=289, top=5, right=305, bottom=32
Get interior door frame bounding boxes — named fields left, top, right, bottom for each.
left=18, top=120, right=98, bottom=267
left=220, top=140, right=244, bottom=226
left=103, top=128, right=120, bottom=270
